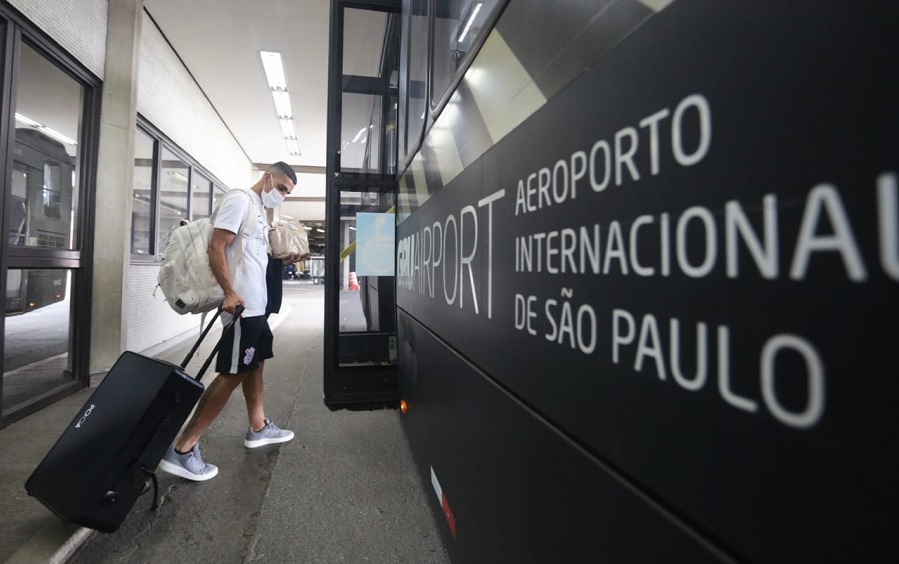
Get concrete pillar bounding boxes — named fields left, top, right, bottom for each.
left=90, top=0, right=143, bottom=375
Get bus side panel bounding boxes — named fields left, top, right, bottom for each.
left=397, top=1, right=899, bottom=561
left=397, top=311, right=726, bottom=563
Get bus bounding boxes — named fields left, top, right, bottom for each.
left=6, top=128, right=73, bottom=315
left=327, top=1, right=898, bottom=561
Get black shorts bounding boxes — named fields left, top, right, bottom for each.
left=215, top=315, right=274, bottom=375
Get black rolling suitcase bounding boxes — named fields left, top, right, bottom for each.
left=25, top=307, right=241, bottom=533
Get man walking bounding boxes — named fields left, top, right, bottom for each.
left=159, top=162, right=307, bottom=481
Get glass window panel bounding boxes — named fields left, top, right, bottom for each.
left=9, top=164, right=28, bottom=246
left=385, top=93, right=398, bottom=175
left=191, top=171, right=212, bottom=221
left=131, top=128, right=154, bottom=255
left=4, top=268, right=73, bottom=412
left=11, top=43, right=83, bottom=250
left=406, top=0, right=429, bottom=158
left=366, top=95, right=383, bottom=171
left=340, top=93, right=382, bottom=172
left=338, top=188, right=397, bottom=364
left=42, top=163, right=62, bottom=218
left=343, top=8, right=388, bottom=78
left=158, top=147, right=189, bottom=250
left=431, top=0, right=501, bottom=108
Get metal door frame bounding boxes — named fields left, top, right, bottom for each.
left=324, top=0, right=402, bottom=408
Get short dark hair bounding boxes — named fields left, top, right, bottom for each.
left=269, top=161, right=297, bottom=185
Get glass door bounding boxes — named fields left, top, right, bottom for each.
left=325, top=0, right=401, bottom=408
left=1, top=34, right=98, bottom=425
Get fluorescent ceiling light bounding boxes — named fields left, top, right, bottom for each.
left=349, top=226, right=356, bottom=230
left=315, top=228, right=325, bottom=233
left=458, top=2, right=483, bottom=42
left=262, top=50, right=300, bottom=154
left=280, top=118, right=297, bottom=139
left=168, top=170, right=188, bottom=182
left=40, top=127, right=78, bottom=146
left=15, top=112, right=41, bottom=128
left=272, top=90, right=292, bottom=118
left=260, top=51, right=287, bottom=90
left=351, top=126, right=367, bottom=143
left=15, top=113, right=78, bottom=145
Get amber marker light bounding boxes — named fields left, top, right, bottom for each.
left=400, top=400, right=408, bottom=414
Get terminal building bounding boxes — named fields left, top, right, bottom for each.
left=0, top=0, right=896, bottom=562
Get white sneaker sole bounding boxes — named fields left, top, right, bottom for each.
left=158, top=458, right=219, bottom=481
left=244, top=430, right=295, bottom=449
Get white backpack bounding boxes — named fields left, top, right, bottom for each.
left=156, top=190, right=260, bottom=315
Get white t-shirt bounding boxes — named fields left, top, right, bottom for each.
left=213, top=189, right=269, bottom=317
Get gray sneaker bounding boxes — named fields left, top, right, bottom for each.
left=158, top=444, right=219, bottom=481
left=245, top=419, right=294, bottom=448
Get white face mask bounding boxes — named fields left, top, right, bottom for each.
left=262, top=175, right=286, bottom=208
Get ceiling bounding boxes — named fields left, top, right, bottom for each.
left=143, top=0, right=385, bottom=170
left=144, top=0, right=329, bottom=168
left=143, top=0, right=388, bottom=243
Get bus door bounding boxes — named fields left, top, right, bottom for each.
left=324, top=0, right=401, bottom=408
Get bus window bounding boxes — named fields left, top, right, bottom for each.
left=42, top=162, right=62, bottom=219
left=431, top=0, right=503, bottom=110
left=400, top=0, right=428, bottom=164
left=9, top=165, right=27, bottom=245
left=10, top=130, right=75, bottom=249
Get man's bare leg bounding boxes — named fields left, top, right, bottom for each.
left=174, top=373, right=243, bottom=452
left=241, top=359, right=293, bottom=448
left=242, top=360, right=267, bottom=432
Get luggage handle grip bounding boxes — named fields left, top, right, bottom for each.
left=180, top=305, right=244, bottom=381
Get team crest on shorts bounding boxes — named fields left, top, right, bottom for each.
left=244, top=347, right=256, bottom=365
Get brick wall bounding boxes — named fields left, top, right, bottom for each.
left=7, top=0, right=107, bottom=78
left=126, top=263, right=202, bottom=353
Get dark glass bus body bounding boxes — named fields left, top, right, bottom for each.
left=391, top=0, right=898, bottom=562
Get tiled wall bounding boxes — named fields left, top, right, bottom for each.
left=6, top=0, right=107, bottom=78
left=126, top=264, right=203, bottom=353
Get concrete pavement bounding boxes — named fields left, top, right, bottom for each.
left=1, top=284, right=450, bottom=563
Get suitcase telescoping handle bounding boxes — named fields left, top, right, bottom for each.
left=179, top=305, right=245, bottom=381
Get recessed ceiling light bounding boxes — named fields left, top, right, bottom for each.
left=458, top=2, right=483, bottom=42
left=272, top=90, right=292, bottom=119
left=280, top=118, right=297, bottom=139
left=260, top=51, right=287, bottom=91
left=15, top=112, right=41, bottom=128
left=39, top=127, right=78, bottom=146
left=261, top=51, right=301, bottom=156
